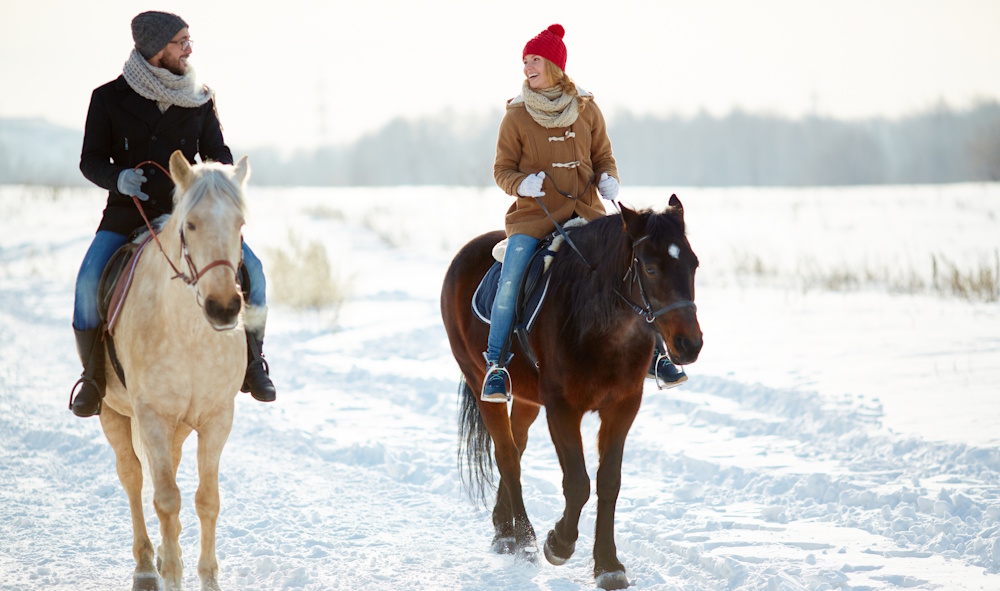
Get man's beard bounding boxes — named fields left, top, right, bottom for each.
left=160, top=55, right=187, bottom=76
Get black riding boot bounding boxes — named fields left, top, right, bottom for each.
left=242, top=327, right=276, bottom=402
left=69, top=328, right=104, bottom=417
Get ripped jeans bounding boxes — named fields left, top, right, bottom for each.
left=486, top=233, right=539, bottom=363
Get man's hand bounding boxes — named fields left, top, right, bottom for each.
left=117, top=169, right=149, bottom=201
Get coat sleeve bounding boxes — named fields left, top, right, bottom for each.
left=198, top=99, right=234, bottom=165
left=588, top=102, right=619, bottom=183
left=493, top=108, right=529, bottom=196
left=79, top=88, right=123, bottom=193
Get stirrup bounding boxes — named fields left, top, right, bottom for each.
left=481, top=364, right=512, bottom=403
left=69, top=377, right=102, bottom=417
left=650, top=352, right=687, bottom=391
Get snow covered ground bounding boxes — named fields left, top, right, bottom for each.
left=1, top=182, right=998, bottom=591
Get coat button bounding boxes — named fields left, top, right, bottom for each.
left=151, top=135, right=157, bottom=141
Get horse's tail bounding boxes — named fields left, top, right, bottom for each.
left=457, top=375, right=496, bottom=508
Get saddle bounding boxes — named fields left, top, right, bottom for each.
left=472, top=220, right=585, bottom=366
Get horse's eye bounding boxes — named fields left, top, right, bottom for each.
left=186, top=222, right=196, bottom=231
left=644, top=265, right=657, bottom=276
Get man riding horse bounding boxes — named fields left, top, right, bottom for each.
left=71, top=10, right=276, bottom=417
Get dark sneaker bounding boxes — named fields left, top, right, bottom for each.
left=481, top=364, right=511, bottom=403
left=647, top=353, right=687, bottom=390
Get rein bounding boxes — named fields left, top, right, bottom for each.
left=614, top=235, right=697, bottom=323
left=130, top=160, right=240, bottom=287
left=534, top=173, right=599, bottom=271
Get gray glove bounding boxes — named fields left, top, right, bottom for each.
left=517, top=171, right=546, bottom=197
left=117, top=169, right=149, bottom=201
left=598, top=172, right=619, bottom=200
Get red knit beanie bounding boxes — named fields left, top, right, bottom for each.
left=523, top=24, right=567, bottom=71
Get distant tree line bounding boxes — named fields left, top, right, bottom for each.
left=3, top=101, right=998, bottom=187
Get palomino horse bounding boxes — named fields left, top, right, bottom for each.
left=442, top=197, right=703, bottom=590
left=98, top=150, right=250, bottom=591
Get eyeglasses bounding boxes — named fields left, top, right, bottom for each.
left=169, top=39, right=193, bottom=51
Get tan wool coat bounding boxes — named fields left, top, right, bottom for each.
left=494, top=93, right=619, bottom=239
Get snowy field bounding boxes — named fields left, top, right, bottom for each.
left=1, top=181, right=998, bottom=591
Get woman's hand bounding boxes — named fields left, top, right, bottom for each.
left=517, top=172, right=546, bottom=197
left=598, top=172, right=619, bottom=200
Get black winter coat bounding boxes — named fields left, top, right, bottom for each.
left=80, top=75, right=234, bottom=236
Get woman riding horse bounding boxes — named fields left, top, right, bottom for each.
left=483, top=24, right=685, bottom=402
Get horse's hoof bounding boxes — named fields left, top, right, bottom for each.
left=542, top=530, right=574, bottom=566
left=132, top=573, right=162, bottom=591
left=596, top=569, right=629, bottom=590
left=491, top=536, right=516, bottom=555
left=516, top=545, right=539, bottom=564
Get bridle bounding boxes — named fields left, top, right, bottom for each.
left=130, top=160, right=242, bottom=291
left=534, top=172, right=696, bottom=322
left=614, top=234, right=697, bottom=324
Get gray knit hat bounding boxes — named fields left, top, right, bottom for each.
left=131, top=11, right=188, bottom=59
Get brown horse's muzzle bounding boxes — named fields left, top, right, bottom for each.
left=659, top=310, right=703, bottom=366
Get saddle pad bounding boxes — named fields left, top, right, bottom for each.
left=472, top=250, right=552, bottom=333
left=99, top=236, right=152, bottom=336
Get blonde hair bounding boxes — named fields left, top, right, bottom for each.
left=544, top=59, right=588, bottom=112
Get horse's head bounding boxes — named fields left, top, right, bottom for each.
left=169, top=150, right=248, bottom=331
left=620, top=196, right=703, bottom=365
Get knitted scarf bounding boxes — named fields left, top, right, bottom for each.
left=521, top=81, right=579, bottom=129
left=122, top=49, right=212, bottom=113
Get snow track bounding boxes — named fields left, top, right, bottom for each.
left=1, top=185, right=998, bottom=590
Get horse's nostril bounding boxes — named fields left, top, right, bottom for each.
left=225, top=295, right=241, bottom=317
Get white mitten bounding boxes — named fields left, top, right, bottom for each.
left=598, top=172, right=619, bottom=200
left=516, top=171, right=546, bottom=197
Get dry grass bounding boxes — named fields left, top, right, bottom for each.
left=932, top=252, right=1000, bottom=302
left=266, top=232, right=350, bottom=318
left=732, top=251, right=1000, bottom=302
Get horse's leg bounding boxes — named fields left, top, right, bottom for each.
left=491, top=400, right=540, bottom=554
left=194, top=414, right=233, bottom=591
left=592, top=397, right=641, bottom=590
left=135, top=409, right=184, bottom=591
left=479, top=402, right=537, bottom=559
left=542, top=401, right=589, bottom=566
left=99, top=407, right=158, bottom=586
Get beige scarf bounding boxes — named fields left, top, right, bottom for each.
left=122, top=49, right=212, bottom=113
left=521, top=81, right=579, bottom=129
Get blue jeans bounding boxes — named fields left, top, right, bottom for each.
left=486, top=233, right=539, bottom=363
left=73, top=230, right=267, bottom=331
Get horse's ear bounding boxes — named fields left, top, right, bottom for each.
left=169, top=150, right=194, bottom=191
left=234, top=155, right=251, bottom=186
left=667, top=194, right=684, bottom=222
left=619, top=202, right=646, bottom=241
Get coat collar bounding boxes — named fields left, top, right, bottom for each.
left=115, top=75, right=201, bottom=130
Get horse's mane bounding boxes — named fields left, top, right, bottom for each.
left=172, top=161, right=247, bottom=221
left=547, top=208, right=687, bottom=341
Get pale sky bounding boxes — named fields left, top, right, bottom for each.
left=3, top=0, right=999, bottom=152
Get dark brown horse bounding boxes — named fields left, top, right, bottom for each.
left=441, top=196, right=703, bottom=590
